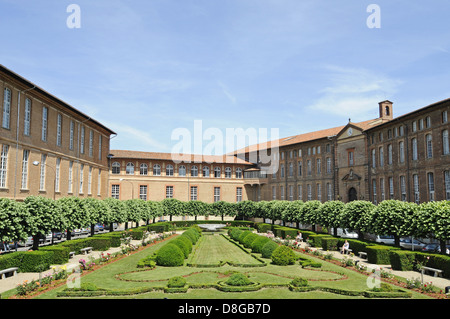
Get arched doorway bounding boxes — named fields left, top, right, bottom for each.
left=348, top=187, right=357, bottom=202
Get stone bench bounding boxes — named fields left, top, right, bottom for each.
left=80, top=247, right=93, bottom=255
left=69, top=251, right=76, bottom=258
left=0, top=267, right=19, bottom=279
left=358, top=251, right=368, bottom=259
left=422, top=266, right=444, bottom=277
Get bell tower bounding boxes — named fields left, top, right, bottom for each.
left=378, top=100, right=393, bottom=120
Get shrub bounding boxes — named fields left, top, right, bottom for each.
left=19, top=251, right=53, bottom=272
left=155, top=243, right=185, bottom=266
left=170, top=238, right=190, bottom=258
left=225, top=273, right=252, bottom=286
left=271, top=245, right=297, bottom=265
left=389, top=250, right=416, bottom=271
left=242, top=233, right=259, bottom=249
left=321, top=237, right=339, bottom=251
left=39, top=246, right=70, bottom=265
left=251, top=236, right=271, bottom=253
left=261, top=240, right=279, bottom=258
left=230, top=228, right=244, bottom=241
left=291, top=277, right=308, bottom=287
left=308, top=234, right=332, bottom=247
left=168, top=276, right=187, bottom=288
left=366, top=245, right=400, bottom=264
left=257, top=223, right=272, bottom=233
left=238, top=230, right=253, bottom=244
left=137, top=255, right=156, bottom=268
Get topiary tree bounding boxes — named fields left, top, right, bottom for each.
left=250, top=236, right=271, bottom=253
left=339, top=200, right=375, bottom=239
left=58, top=196, right=90, bottom=241
left=365, top=200, right=417, bottom=247
left=0, top=198, right=30, bottom=244
left=261, top=240, right=279, bottom=258
left=271, top=245, right=297, bottom=265
left=161, top=198, right=184, bottom=221
left=317, top=200, right=345, bottom=236
left=242, top=232, right=259, bottom=248
left=416, top=201, right=450, bottom=255
left=156, top=243, right=185, bottom=266
left=235, top=200, right=258, bottom=220
left=211, top=200, right=235, bottom=221
left=83, top=197, right=111, bottom=236
left=25, top=196, right=64, bottom=249
left=299, top=200, right=322, bottom=232
left=283, top=200, right=304, bottom=228
left=103, top=197, right=128, bottom=232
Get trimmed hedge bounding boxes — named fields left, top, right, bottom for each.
left=366, top=245, right=400, bottom=264
left=261, top=240, right=279, bottom=258
left=321, top=237, right=340, bottom=251
left=251, top=236, right=271, bottom=253
left=257, top=223, right=272, bottom=233
left=389, top=250, right=416, bottom=271
left=337, top=238, right=373, bottom=255
left=155, top=243, right=185, bottom=266
left=242, top=233, right=259, bottom=249
left=271, top=245, right=297, bottom=265
left=308, top=234, right=333, bottom=247
left=39, top=246, right=71, bottom=265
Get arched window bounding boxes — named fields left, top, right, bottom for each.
left=166, top=164, right=174, bottom=176
left=140, top=163, right=148, bottom=175
left=191, top=165, right=198, bottom=177
left=179, top=165, right=186, bottom=177
left=153, top=164, right=161, bottom=176
left=214, top=167, right=221, bottom=178
left=225, top=167, right=231, bottom=178
left=203, top=166, right=210, bottom=178
left=385, top=106, right=390, bottom=116
left=235, top=168, right=242, bottom=178
left=126, top=162, right=134, bottom=175
left=112, top=162, right=120, bottom=174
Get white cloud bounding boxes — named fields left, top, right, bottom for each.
left=307, top=65, right=402, bottom=119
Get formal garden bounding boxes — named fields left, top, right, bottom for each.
left=0, top=196, right=449, bottom=299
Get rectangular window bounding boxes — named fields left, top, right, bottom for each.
left=280, top=186, right=284, bottom=200
left=69, top=121, right=74, bottom=150
left=379, top=147, right=384, bottom=167
left=426, top=134, right=433, bottom=158
left=236, top=187, right=242, bottom=202
left=214, top=187, right=220, bottom=202
left=444, top=171, right=450, bottom=200
left=298, top=185, right=302, bottom=200
left=280, top=164, right=284, bottom=178
left=111, top=184, right=120, bottom=199
left=372, top=179, right=377, bottom=204
left=68, top=161, right=73, bottom=193
left=428, top=172, right=435, bottom=201
left=2, top=88, right=11, bottom=129
left=39, top=154, right=47, bottom=191
left=55, top=158, right=61, bottom=192
left=307, top=184, right=312, bottom=201
left=389, top=177, right=394, bottom=199
left=348, top=150, right=354, bottom=166
left=41, top=106, right=48, bottom=142
left=371, top=149, right=376, bottom=168
left=298, top=161, right=302, bottom=176
left=140, top=185, right=148, bottom=200
left=289, top=162, right=293, bottom=177
left=98, top=134, right=102, bottom=160
left=98, top=169, right=102, bottom=196
left=0, top=145, right=9, bottom=188
left=400, top=176, right=406, bottom=201
left=24, top=98, right=31, bottom=136
left=317, top=183, right=321, bottom=201
left=316, top=159, right=321, bottom=174
left=80, top=126, right=85, bottom=154
left=326, top=157, right=331, bottom=174
left=56, top=114, right=62, bottom=146
left=413, top=174, right=420, bottom=204
left=412, top=121, right=417, bottom=132
left=79, top=164, right=84, bottom=194
left=88, top=166, right=92, bottom=194
left=166, top=186, right=173, bottom=199
left=307, top=160, right=312, bottom=176
left=272, top=186, right=276, bottom=200
left=388, top=144, right=393, bottom=165
left=89, top=130, right=93, bottom=157
left=380, top=178, right=385, bottom=201
left=327, top=183, right=332, bottom=201
left=399, top=141, right=405, bottom=163
left=443, top=111, right=448, bottom=123
left=412, top=138, right=418, bottom=160
left=190, top=186, right=198, bottom=201
left=443, top=130, right=449, bottom=155
left=289, top=185, right=293, bottom=201
left=21, top=149, right=29, bottom=189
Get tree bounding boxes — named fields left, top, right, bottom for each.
left=211, top=201, right=235, bottom=220
left=416, top=201, right=450, bottom=255
left=58, top=196, right=90, bottom=240
left=281, top=200, right=303, bottom=226
left=103, top=197, right=128, bottom=231
left=184, top=200, right=206, bottom=221
left=125, top=199, right=147, bottom=228
left=0, top=198, right=30, bottom=244
left=300, top=200, right=322, bottom=231
left=235, top=200, right=257, bottom=220
left=339, top=200, right=375, bottom=239
left=365, top=200, right=417, bottom=247
left=83, top=198, right=111, bottom=236
left=317, top=200, right=345, bottom=236
left=161, top=198, right=184, bottom=221
left=25, top=196, right=64, bottom=250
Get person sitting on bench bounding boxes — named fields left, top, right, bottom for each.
left=341, top=240, right=350, bottom=254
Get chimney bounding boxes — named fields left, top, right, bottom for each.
left=378, top=100, right=393, bottom=120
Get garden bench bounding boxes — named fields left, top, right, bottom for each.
left=344, top=249, right=353, bottom=255
left=422, top=266, right=444, bottom=277
left=0, top=267, right=18, bottom=279
left=69, top=251, right=76, bottom=258
left=358, top=251, right=368, bottom=259
left=80, top=247, right=93, bottom=255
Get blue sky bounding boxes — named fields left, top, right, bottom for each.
left=1, top=0, right=450, bottom=154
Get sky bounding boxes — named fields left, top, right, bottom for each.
left=1, top=0, right=450, bottom=155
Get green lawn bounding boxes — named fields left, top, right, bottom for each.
left=28, top=231, right=431, bottom=300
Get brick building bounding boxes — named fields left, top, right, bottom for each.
left=233, top=99, right=450, bottom=204
left=108, top=149, right=253, bottom=204
left=0, top=65, right=116, bottom=200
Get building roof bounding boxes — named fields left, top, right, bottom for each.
left=0, top=64, right=116, bottom=135
left=110, top=149, right=254, bottom=165
left=230, top=117, right=389, bottom=155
